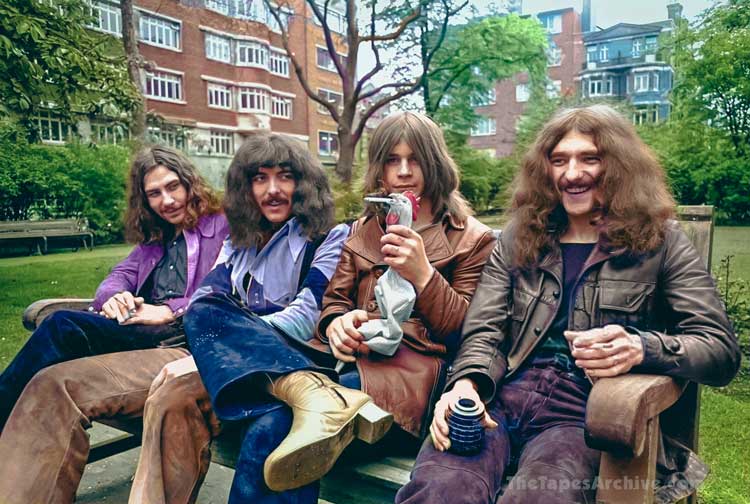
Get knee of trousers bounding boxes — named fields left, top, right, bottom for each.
left=501, top=463, right=595, bottom=504
left=143, top=372, right=207, bottom=422
left=398, top=463, right=496, bottom=504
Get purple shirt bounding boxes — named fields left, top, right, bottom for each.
left=91, top=212, right=230, bottom=317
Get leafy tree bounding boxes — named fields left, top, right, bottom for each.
left=0, top=0, right=138, bottom=137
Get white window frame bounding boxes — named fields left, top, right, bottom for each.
left=91, top=122, right=129, bottom=144
left=205, top=0, right=230, bottom=15
left=515, top=83, right=530, bottom=103
left=633, top=106, right=659, bottom=125
left=269, top=50, right=290, bottom=77
left=210, top=130, right=234, bottom=156
left=89, top=0, right=121, bottom=36
left=548, top=45, right=562, bottom=66
left=471, top=117, right=496, bottom=137
left=645, top=36, right=658, bottom=54
left=208, top=83, right=232, bottom=110
left=632, top=39, right=642, bottom=57
left=588, top=77, right=612, bottom=96
left=317, top=88, right=343, bottom=113
left=138, top=12, right=181, bottom=51
left=271, top=95, right=292, bottom=119
left=634, top=73, right=649, bottom=92
left=35, top=111, right=72, bottom=144
left=316, top=46, right=345, bottom=73
left=238, top=87, right=268, bottom=112
left=145, top=70, right=184, bottom=103
left=234, top=0, right=266, bottom=22
left=599, top=45, right=609, bottom=62
left=587, top=46, right=597, bottom=63
left=470, top=88, right=496, bottom=107
left=148, top=126, right=185, bottom=150
left=318, top=130, right=339, bottom=156
left=546, top=80, right=562, bottom=98
left=237, top=40, right=268, bottom=68
left=313, top=3, right=346, bottom=34
left=541, top=14, right=562, bottom=34
left=205, top=33, right=232, bottom=63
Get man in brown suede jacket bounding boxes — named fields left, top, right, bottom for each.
left=397, top=105, right=740, bottom=504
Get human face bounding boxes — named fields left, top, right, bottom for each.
left=251, top=166, right=296, bottom=224
left=143, top=165, right=188, bottom=227
left=382, top=141, right=425, bottom=198
left=548, top=131, right=603, bottom=222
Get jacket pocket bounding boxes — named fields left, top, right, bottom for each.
left=597, top=280, right=655, bottom=327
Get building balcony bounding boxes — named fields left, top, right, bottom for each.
left=582, top=52, right=663, bottom=71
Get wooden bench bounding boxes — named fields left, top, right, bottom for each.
left=0, top=218, right=94, bottom=254
left=21, top=206, right=713, bottom=503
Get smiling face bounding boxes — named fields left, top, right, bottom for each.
left=143, top=165, right=188, bottom=228
left=382, top=141, right=425, bottom=199
left=251, top=165, right=296, bottom=224
left=548, top=130, right=603, bottom=223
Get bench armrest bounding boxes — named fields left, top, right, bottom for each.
left=23, top=298, right=94, bottom=330
left=585, top=374, right=685, bottom=457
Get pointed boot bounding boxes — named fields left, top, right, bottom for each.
left=263, top=371, right=393, bottom=491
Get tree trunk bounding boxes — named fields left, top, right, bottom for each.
left=336, top=130, right=356, bottom=184
left=120, top=0, right=147, bottom=143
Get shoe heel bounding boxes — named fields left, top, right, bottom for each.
left=355, top=401, right=394, bottom=444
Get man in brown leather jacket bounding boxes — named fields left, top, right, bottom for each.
left=396, top=105, right=740, bottom=504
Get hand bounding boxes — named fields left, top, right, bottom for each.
left=380, top=224, right=434, bottom=293
left=100, top=291, right=143, bottom=323
left=565, top=324, right=644, bottom=378
left=429, top=378, right=497, bottom=452
left=149, top=355, right=198, bottom=394
left=122, top=303, right=175, bottom=326
left=326, top=310, right=368, bottom=363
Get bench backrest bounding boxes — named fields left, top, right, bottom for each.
left=0, top=219, right=89, bottom=234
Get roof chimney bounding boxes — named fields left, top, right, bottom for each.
left=667, top=2, right=683, bottom=22
left=582, top=0, right=592, bottom=32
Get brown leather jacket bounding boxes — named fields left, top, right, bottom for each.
left=447, top=220, right=739, bottom=398
left=317, top=213, right=496, bottom=436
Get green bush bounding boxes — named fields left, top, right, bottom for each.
left=714, top=255, right=750, bottom=358
left=0, top=121, right=130, bottom=243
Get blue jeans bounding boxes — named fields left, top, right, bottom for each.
left=0, top=309, right=179, bottom=429
left=228, top=371, right=361, bottom=504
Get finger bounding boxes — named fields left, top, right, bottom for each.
left=433, top=402, right=450, bottom=437
left=334, top=330, right=359, bottom=351
left=430, top=423, right=450, bottom=452
left=571, top=343, right=618, bottom=360
left=380, top=233, right=405, bottom=246
left=331, top=343, right=356, bottom=362
left=383, top=224, right=412, bottom=237
left=575, top=327, right=620, bottom=347
left=482, top=412, right=498, bottom=430
left=575, top=353, right=624, bottom=370
left=331, top=332, right=356, bottom=355
left=380, top=243, right=401, bottom=257
left=351, top=311, right=370, bottom=326
left=101, top=302, right=117, bottom=319
left=120, top=291, right=136, bottom=312
left=133, top=296, right=145, bottom=307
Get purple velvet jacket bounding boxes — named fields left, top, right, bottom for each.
left=91, top=212, right=229, bottom=318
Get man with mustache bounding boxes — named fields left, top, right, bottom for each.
left=396, top=105, right=740, bottom=504
left=0, top=146, right=229, bottom=503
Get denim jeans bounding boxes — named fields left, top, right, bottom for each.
left=0, top=309, right=179, bottom=429
left=396, top=353, right=601, bottom=504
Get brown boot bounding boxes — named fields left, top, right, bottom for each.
left=263, top=371, right=393, bottom=491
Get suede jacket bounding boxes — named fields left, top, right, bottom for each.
left=317, top=213, right=496, bottom=436
left=447, top=220, right=740, bottom=503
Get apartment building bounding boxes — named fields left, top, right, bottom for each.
left=469, top=6, right=586, bottom=157
left=43, top=0, right=346, bottom=185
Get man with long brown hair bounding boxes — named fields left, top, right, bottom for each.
left=0, top=146, right=228, bottom=503
left=397, top=105, right=740, bottom=504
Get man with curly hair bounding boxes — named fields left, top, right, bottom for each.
left=396, top=105, right=741, bottom=504
left=0, top=146, right=229, bottom=503
left=127, top=132, right=350, bottom=504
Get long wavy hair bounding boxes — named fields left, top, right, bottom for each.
left=508, top=104, right=676, bottom=269
left=223, top=132, right=336, bottom=248
left=124, top=146, right=221, bottom=245
left=363, top=111, right=472, bottom=223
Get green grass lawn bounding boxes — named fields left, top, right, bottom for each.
left=0, top=228, right=748, bottom=503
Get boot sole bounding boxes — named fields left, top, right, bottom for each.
left=264, top=401, right=393, bottom=491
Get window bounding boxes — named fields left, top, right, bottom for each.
left=515, top=83, right=530, bottom=103
left=632, top=39, right=642, bottom=57
left=237, top=41, right=268, bottom=67
left=471, top=117, right=496, bottom=137
left=267, top=8, right=291, bottom=33
left=205, top=33, right=231, bottom=63
left=238, top=87, right=268, bottom=112
left=546, top=80, right=562, bottom=98
left=205, top=0, right=230, bottom=15
left=316, top=46, right=347, bottom=72
left=317, top=88, right=343, bottom=112
left=90, top=1, right=121, bottom=35
left=91, top=123, right=128, bottom=144
left=588, top=77, right=612, bottom=96
left=318, top=131, right=339, bottom=155
left=634, top=73, right=649, bottom=92
left=208, top=83, right=232, bottom=109
left=633, top=106, right=659, bottom=125
left=540, top=13, right=562, bottom=34
left=139, top=13, right=180, bottom=50
left=148, top=126, right=185, bottom=150
left=313, top=3, right=346, bottom=34
left=234, top=0, right=266, bottom=21
left=269, top=50, right=290, bottom=77
left=470, top=88, right=496, bottom=107
left=35, top=111, right=72, bottom=143
left=645, top=36, right=657, bottom=53
left=587, top=46, right=597, bottom=63
left=271, top=95, right=292, bottom=119
left=145, top=71, right=183, bottom=101
left=210, top=130, right=233, bottom=155
left=548, top=43, right=562, bottom=66
left=599, top=45, right=609, bottom=62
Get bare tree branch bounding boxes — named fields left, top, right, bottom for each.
left=360, top=4, right=422, bottom=43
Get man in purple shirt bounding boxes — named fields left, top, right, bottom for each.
left=0, top=146, right=229, bottom=503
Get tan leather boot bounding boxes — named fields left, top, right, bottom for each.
left=263, top=371, right=393, bottom=491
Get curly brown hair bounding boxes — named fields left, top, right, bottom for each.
left=363, top=111, right=472, bottom=223
left=124, top=146, right=221, bottom=245
left=223, top=131, right=336, bottom=248
left=508, top=104, right=676, bottom=269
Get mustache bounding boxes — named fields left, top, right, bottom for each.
left=262, top=196, right=290, bottom=205
left=557, top=171, right=600, bottom=191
